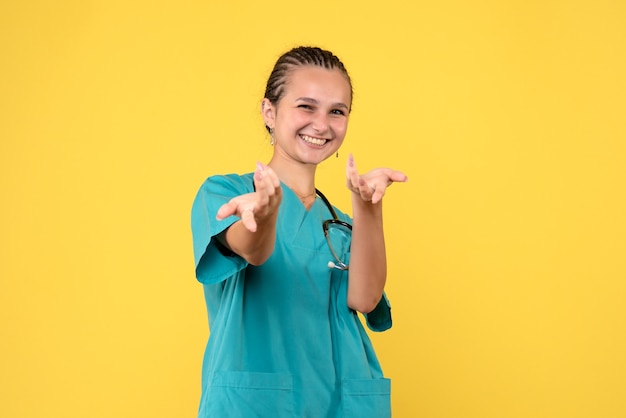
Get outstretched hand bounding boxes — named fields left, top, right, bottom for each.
left=346, top=154, right=408, bottom=204
left=216, top=162, right=282, bottom=232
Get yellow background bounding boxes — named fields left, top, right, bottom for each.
left=1, top=1, right=625, bottom=417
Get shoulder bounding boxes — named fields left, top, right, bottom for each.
left=198, top=173, right=255, bottom=195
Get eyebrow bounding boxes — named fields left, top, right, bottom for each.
left=296, top=97, right=350, bottom=111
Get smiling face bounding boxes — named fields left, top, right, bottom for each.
left=263, top=65, right=352, bottom=166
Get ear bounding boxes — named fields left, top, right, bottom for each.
left=261, top=98, right=275, bottom=130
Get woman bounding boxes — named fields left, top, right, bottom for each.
left=191, top=46, right=407, bottom=417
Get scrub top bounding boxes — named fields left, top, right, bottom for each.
left=191, top=173, right=392, bottom=418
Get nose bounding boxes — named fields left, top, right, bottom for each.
left=311, top=111, right=329, bottom=134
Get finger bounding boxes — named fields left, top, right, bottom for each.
left=240, top=207, right=257, bottom=232
left=216, top=201, right=237, bottom=220
left=369, top=169, right=407, bottom=203
left=370, top=183, right=387, bottom=204
left=261, top=163, right=281, bottom=189
left=253, top=166, right=270, bottom=205
left=259, top=164, right=277, bottom=199
left=256, top=162, right=280, bottom=200
left=354, top=177, right=374, bottom=201
left=385, top=169, right=409, bottom=183
left=265, top=168, right=283, bottom=208
left=253, top=163, right=264, bottom=189
left=346, top=154, right=361, bottom=190
left=348, top=155, right=376, bottom=201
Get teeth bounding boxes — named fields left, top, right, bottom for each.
left=301, top=135, right=327, bottom=146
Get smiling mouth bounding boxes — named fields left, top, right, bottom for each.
left=300, top=134, right=328, bottom=146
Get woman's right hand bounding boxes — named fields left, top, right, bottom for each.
left=216, top=162, right=282, bottom=232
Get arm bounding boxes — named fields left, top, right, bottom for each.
left=216, top=163, right=282, bottom=266
left=347, top=196, right=386, bottom=313
left=345, top=154, right=407, bottom=313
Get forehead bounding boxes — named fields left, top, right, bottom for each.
left=283, top=66, right=352, bottom=105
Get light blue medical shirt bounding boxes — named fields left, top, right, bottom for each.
left=191, top=174, right=392, bottom=418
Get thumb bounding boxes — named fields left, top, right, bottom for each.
left=387, top=169, right=408, bottom=183
left=216, top=201, right=236, bottom=220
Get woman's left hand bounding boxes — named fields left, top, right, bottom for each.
left=346, top=154, right=408, bottom=204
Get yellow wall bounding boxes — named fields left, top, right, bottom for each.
left=1, top=1, right=625, bottom=417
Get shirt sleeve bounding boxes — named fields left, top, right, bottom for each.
left=364, top=292, right=392, bottom=332
left=190, top=173, right=254, bottom=284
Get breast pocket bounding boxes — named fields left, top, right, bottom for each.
left=341, top=378, right=391, bottom=418
left=202, top=371, right=294, bottom=418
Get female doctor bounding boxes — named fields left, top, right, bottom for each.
left=191, top=46, right=407, bottom=417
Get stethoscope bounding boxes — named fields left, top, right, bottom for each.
left=315, top=189, right=352, bottom=271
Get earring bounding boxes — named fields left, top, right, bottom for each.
left=269, top=128, right=274, bottom=146
left=336, top=151, right=339, bottom=158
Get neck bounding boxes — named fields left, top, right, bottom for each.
left=267, top=156, right=317, bottom=198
